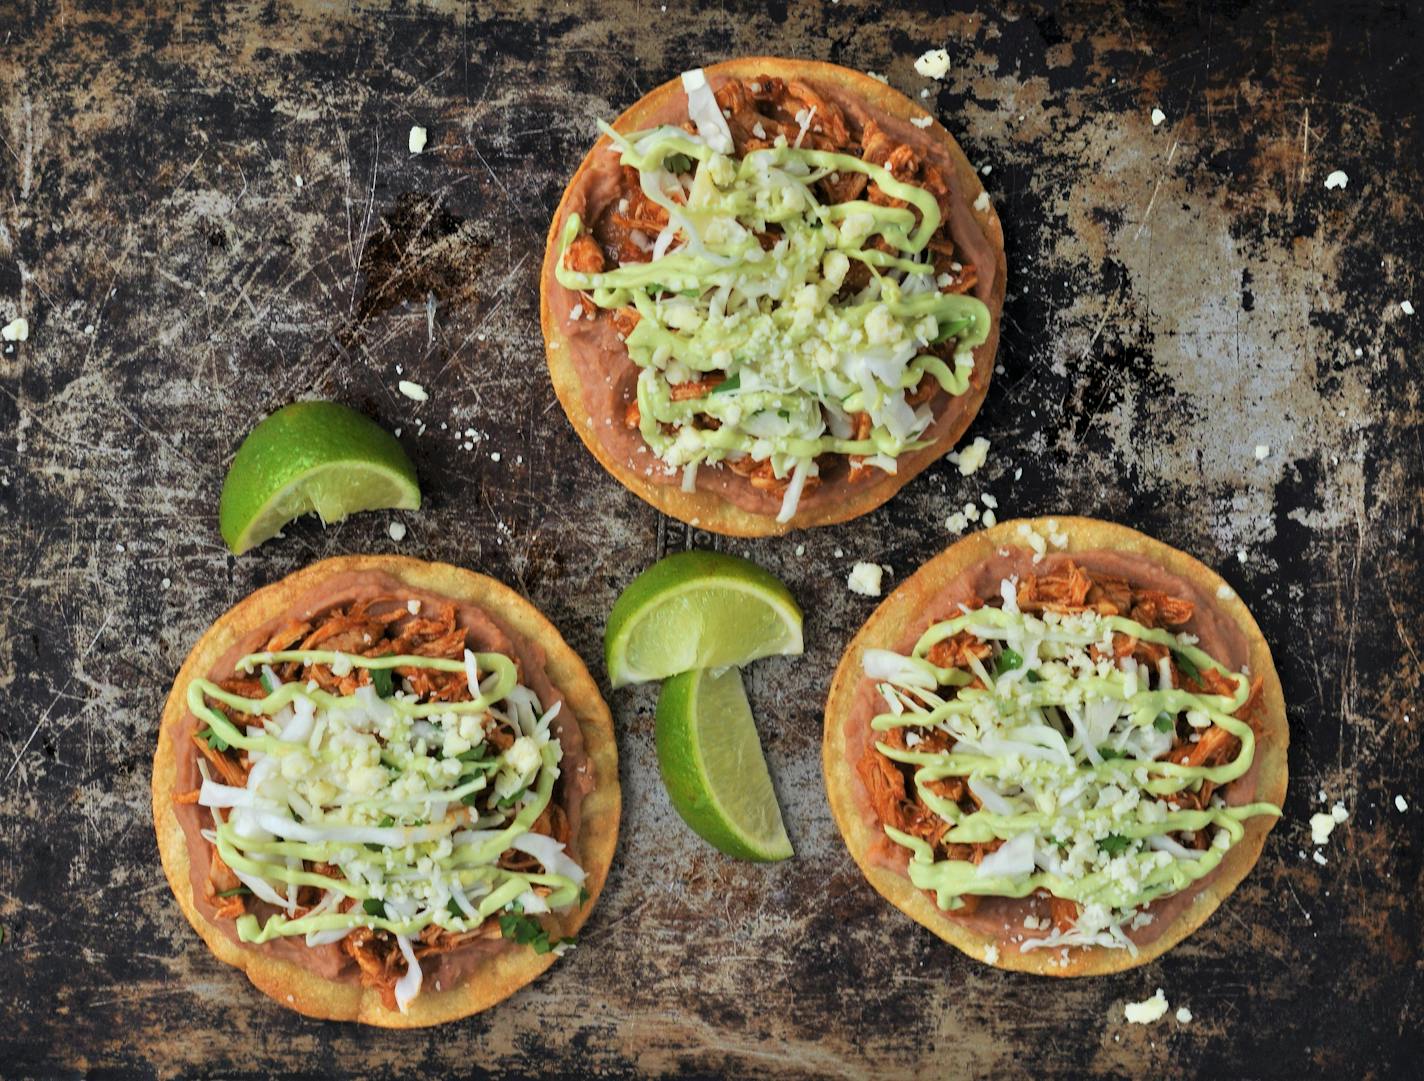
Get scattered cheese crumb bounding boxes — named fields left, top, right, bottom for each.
left=1330, top=802, right=1348, bottom=824
left=1312, top=850, right=1328, bottom=866
left=910, top=115, right=934, bottom=129
left=406, top=599, right=421, bottom=615
left=795, top=544, right=805, bottom=556
left=982, top=509, right=997, bottom=527
left=914, top=48, right=951, bottom=79
left=1396, top=795, right=1409, bottom=812
left=295, top=174, right=303, bottom=188
left=388, top=521, right=407, bottom=542
left=980, top=164, right=992, bottom=175
left=1402, top=300, right=1416, bottom=316
left=490, top=452, right=501, bottom=462
left=1309, top=812, right=1339, bottom=845
left=973, top=190, right=991, bottom=212
left=1236, top=549, right=1247, bottom=563
left=946, top=511, right=968, bottom=533
left=1323, top=169, right=1349, bottom=190
left=948, top=436, right=990, bottom=476
left=865, top=70, right=888, bottom=84
left=398, top=380, right=428, bottom=402
left=1, top=317, right=29, bottom=342
left=161, top=577, right=172, bottom=589
left=983, top=944, right=1000, bottom=964
left=847, top=562, right=884, bottom=597
left=1254, top=444, right=1270, bottom=460
left=1151, top=107, right=1166, bottom=126
left=1124, top=989, right=1169, bottom=1025
left=408, top=126, right=428, bottom=154
left=1216, top=584, right=1234, bottom=600
left=1176, top=1006, right=1193, bottom=1024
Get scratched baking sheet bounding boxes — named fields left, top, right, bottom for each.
left=1, top=2, right=1419, bottom=1078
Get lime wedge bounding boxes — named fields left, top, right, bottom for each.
left=655, top=666, right=793, bottom=861
left=604, top=551, right=802, bottom=688
left=218, top=401, right=420, bottom=555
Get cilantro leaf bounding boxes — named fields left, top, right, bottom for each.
left=1098, top=748, right=1128, bottom=761
left=199, top=725, right=230, bottom=753
left=1172, top=649, right=1201, bottom=683
left=370, top=664, right=394, bottom=698
left=1099, top=834, right=1132, bottom=856
left=498, top=912, right=575, bottom=956
left=215, top=886, right=251, bottom=898
left=362, top=898, right=387, bottom=919
left=1154, top=711, right=1176, bottom=733
left=496, top=786, right=529, bottom=810
left=663, top=152, right=694, bottom=174
left=994, top=648, right=1024, bottom=675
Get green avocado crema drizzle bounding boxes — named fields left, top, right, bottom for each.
left=189, top=649, right=584, bottom=1011
left=555, top=119, right=992, bottom=522
left=863, top=597, right=1280, bottom=954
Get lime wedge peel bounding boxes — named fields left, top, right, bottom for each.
left=655, top=666, right=794, bottom=862
left=603, top=551, right=803, bottom=688
left=219, top=401, right=420, bottom=555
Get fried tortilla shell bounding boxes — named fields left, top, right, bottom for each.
left=540, top=57, right=1007, bottom=536
left=152, top=555, right=620, bottom=1026
left=823, top=517, right=1288, bottom=975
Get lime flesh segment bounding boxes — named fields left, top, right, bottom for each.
left=219, top=401, right=420, bottom=555
left=655, top=666, right=793, bottom=861
left=604, top=551, right=802, bottom=688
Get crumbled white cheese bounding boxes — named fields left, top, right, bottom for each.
left=398, top=380, right=428, bottom=402
left=408, top=126, right=428, bottom=154
left=1330, top=802, right=1348, bottom=824
left=1312, top=850, right=1328, bottom=866
left=946, top=511, right=968, bottom=533
left=948, top=436, right=990, bottom=476
left=1176, top=1006, right=1193, bottom=1024
left=982, top=509, right=997, bottom=528
left=981, top=493, right=998, bottom=509
left=1309, top=812, right=1339, bottom=845
left=1124, top=989, right=1169, bottom=1024
left=910, top=115, right=934, bottom=129
left=865, top=70, right=889, bottom=84
left=1396, top=795, right=1409, bottom=812
left=388, top=521, right=407, bottom=542
left=848, top=562, right=884, bottom=597
left=1, top=317, right=29, bottom=342
left=983, top=943, right=1000, bottom=964
left=914, top=48, right=951, bottom=79
left=795, top=544, right=805, bottom=556
left=1151, top=108, right=1166, bottom=126
left=1323, top=169, right=1349, bottom=190
left=1216, top=583, right=1234, bottom=599
left=1236, top=549, right=1247, bottom=563
left=973, top=190, right=991, bottom=212
left=406, top=599, right=421, bottom=615
left=1254, top=444, right=1270, bottom=460
left=1402, top=300, right=1416, bottom=316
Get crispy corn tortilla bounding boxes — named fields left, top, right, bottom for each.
left=152, top=555, right=620, bottom=1026
left=539, top=57, right=1008, bottom=537
left=823, top=517, right=1289, bottom=976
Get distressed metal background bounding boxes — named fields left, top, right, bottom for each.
left=1, top=1, right=1420, bottom=1078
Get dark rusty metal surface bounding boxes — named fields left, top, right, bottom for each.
left=1, top=1, right=1420, bottom=1077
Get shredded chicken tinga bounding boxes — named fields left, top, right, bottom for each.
left=859, top=557, right=1281, bottom=957
left=555, top=68, right=992, bottom=522
left=179, top=597, right=585, bottom=1014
